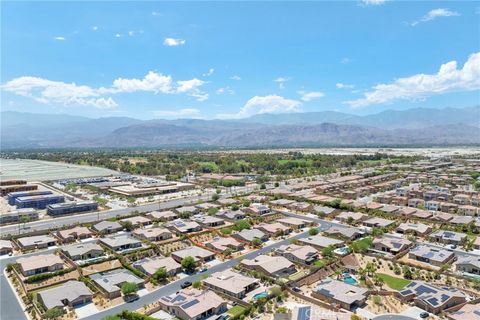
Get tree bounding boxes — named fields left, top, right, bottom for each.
left=321, top=245, right=334, bottom=259
left=208, top=207, right=219, bottom=216
left=152, top=267, right=168, bottom=282
left=121, top=220, right=134, bottom=231
left=260, top=183, right=266, bottom=190
left=43, top=308, right=64, bottom=319
left=234, top=219, right=251, bottom=231
left=121, top=282, right=139, bottom=296
left=252, top=237, right=263, bottom=248
left=351, top=315, right=361, bottom=320
left=308, top=228, right=319, bottom=236
left=181, top=256, right=196, bottom=273
left=192, top=280, right=201, bottom=289
left=212, top=193, right=220, bottom=201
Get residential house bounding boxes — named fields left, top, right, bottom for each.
left=99, top=235, right=142, bottom=252
left=0, top=240, right=13, bottom=255
left=191, top=215, right=225, bottom=228
left=166, top=219, right=202, bottom=234
left=119, top=216, right=152, bottom=227
left=336, top=211, right=367, bottom=224
left=425, top=201, right=440, bottom=211
left=215, top=210, right=246, bottom=221
left=57, top=226, right=92, bottom=243
left=257, top=222, right=291, bottom=236
left=146, top=210, right=178, bottom=221
left=363, top=217, right=395, bottom=229
left=205, top=237, right=244, bottom=253
left=17, top=253, right=64, bottom=276
left=91, top=269, right=145, bottom=299
left=232, top=229, right=268, bottom=244
left=93, top=221, right=123, bottom=234
left=37, top=281, right=92, bottom=310
left=457, top=205, right=478, bottom=216
left=277, top=217, right=311, bottom=229
left=312, top=278, right=368, bottom=311
left=323, top=226, right=364, bottom=241
left=132, top=227, right=173, bottom=242
left=397, top=281, right=466, bottom=314
left=450, top=215, right=475, bottom=225
left=372, top=236, right=412, bottom=256
left=396, top=223, right=432, bottom=236
left=61, top=243, right=104, bottom=261
left=298, top=235, right=344, bottom=250
left=246, top=203, right=271, bottom=215
left=447, top=303, right=480, bottom=320
left=171, top=246, right=216, bottom=263
left=275, top=244, right=319, bottom=265
left=203, top=270, right=259, bottom=299
left=158, top=289, right=227, bottom=320
left=17, top=235, right=56, bottom=251
left=455, top=256, right=480, bottom=275
left=133, top=256, right=181, bottom=276
left=240, top=255, right=296, bottom=277
left=408, top=245, right=455, bottom=267
left=429, top=230, right=467, bottom=245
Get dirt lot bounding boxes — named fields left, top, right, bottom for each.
left=82, top=259, right=122, bottom=275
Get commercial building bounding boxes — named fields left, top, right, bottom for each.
left=0, top=183, right=37, bottom=196
left=8, top=190, right=52, bottom=205
left=47, top=201, right=98, bottom=216
left=0, top=208, right=39, bottom=225
left=15, top=194, right=65, bottom=209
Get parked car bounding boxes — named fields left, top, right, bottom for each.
left=181, top=281, right=192, bottom=289
left=420, top=312, right=429, bottom=318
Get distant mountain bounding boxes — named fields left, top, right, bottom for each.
left=241, top=106, right=480, bottom=129
left=1, top=106, right=479, bottom=149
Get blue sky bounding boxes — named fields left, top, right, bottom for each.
left=1, top=0, right=479, bottom=120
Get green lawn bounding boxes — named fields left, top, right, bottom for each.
left=377, top=273, right=411, bottom=290
left=313, top=259, right=326, bottom=268
left=227, top=306, right=246, bottom=318
left=288, top=271, right=307, bottom=281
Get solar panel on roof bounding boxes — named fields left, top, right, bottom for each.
left=182, top=299, right=199, bottom=309
left=427, top=297, right=438, bottom=306
left=440, top=294, right=450, bottom=302
left=415, top=285, right=436, bottom=295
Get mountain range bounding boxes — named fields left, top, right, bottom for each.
left=1, top=106, right=479, bottom=149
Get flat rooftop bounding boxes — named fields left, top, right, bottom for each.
left=0, top=158, right=117, bottom=181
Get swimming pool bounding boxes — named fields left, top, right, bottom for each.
left=253, top=292, right=269, bottom=300
left=343, top=274, right=358, bottom=285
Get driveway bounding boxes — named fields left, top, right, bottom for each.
left=75, top=303, right=99, bottom=319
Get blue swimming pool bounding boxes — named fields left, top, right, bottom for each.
left=343, top=274, right=358, bottom=285
left=253, top=292, right=269, bottom=300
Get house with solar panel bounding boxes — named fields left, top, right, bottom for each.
left=158, top=288, right=227, bottom=320
left=166, top=219, right=202, bottom=235
left=396, top=281, right=466, bottom=314
left=429, top=230, right=467, bottom=246
left=312, top=278, right=369, bottom=311
left=408, top=245, right=455, bottom=267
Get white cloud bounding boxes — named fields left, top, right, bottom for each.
left=152, top=11, right=162, bottom=16
left=1, top=76, right=117, bottom=108
left=410, top=8, right=460, bottom=26
left=298, top=91, right=325, bottom=102
left=346, top=52, right=480, bottom=108
left=163, top=38, right=186, bottom=46
left=336, top=82, right=355, bottom=89
left=153, top=108, right=200, bottom=118
left=128, top=31, right=135, bottom=36
left=274, top=77, right=290, bottom=89
left=203, top=68, right=215, bottom=77
left=54, top=36, right=66, bottom=41
left=115, top=33, right=122, bottom=38
left=340, top=57, right=351, bottom=64
left=112, top=71, right=173, bottom=94
left=92, top=26, right=98, bottom=31
left=216, top=87, right=235, bottom=95
left=176, top=78, right=208, bottom=101
left=230, top=75, right=241, bottom=81
left=360, top=0, right=387, bottom=5
left=2, top=71, right=211, bottom=107
left=219, top=95, right=301, bottom=119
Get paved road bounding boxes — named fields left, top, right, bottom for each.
left=82, top=222, right=334, bottom=320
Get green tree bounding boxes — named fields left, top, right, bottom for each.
left=121, top=282, right=139, bottom=296
left=192, top=280, right=201, bottom=289
left=181, top=256, right=196, bottom=273
left=152, top=267, right=168, bottom=282
left=321, top=245, right=334, bottom=259
left=308, top=228, right=319, bottom=236
left=252, top=237, right=263, bottom=248
left=234, top=219, right=251, bottom=231
left=212, top=193, right=220, bottom=201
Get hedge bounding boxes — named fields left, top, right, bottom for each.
left=25, top=268, right=74, bottom=284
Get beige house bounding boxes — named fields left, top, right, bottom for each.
left=18, top=254, right=64, bottom=276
